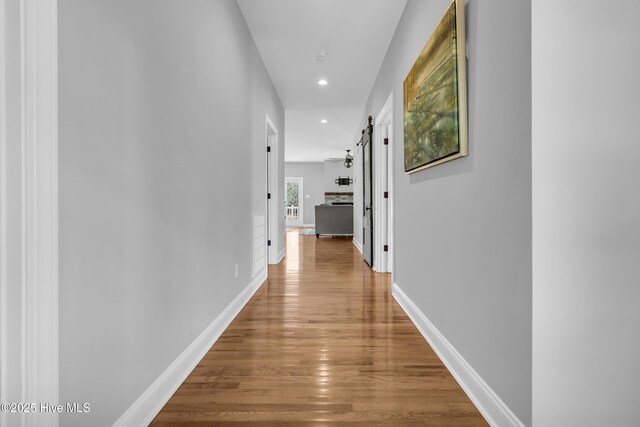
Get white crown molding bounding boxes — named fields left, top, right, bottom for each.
left=112, top=270, right=268, bottom=427
left=393, top=283, right=525, bottom=427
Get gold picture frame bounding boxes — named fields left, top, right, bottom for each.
left=403, top=0, right=468, bottom=174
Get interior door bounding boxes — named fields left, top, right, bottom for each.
left=267, top=140, right=271, bottom=260
left=362, top=117, right=373, bottom=267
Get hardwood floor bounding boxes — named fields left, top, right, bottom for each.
left=151, top=230, right=487, bottom=426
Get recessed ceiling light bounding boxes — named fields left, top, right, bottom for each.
left=318, top=79, right=328, bottom=86
left=320, top=119, right=328, bottom=124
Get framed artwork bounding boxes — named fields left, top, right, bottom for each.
left=403, top=0, right=468, bottom=174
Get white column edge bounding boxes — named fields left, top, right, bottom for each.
left=22, top=0, right=59, bottom=425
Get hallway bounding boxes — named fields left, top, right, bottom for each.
left=151, top=230, right=486, bottom=425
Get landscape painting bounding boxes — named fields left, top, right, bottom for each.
left=403, top=0, right=467, bottom=173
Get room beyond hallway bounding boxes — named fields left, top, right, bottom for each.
left=151, top=230, right=487, bottom=425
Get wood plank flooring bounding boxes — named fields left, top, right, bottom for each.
left=151, top=230, right=487, bottom=426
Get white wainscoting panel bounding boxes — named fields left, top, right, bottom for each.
left=253, top=215, right=266, bottom=277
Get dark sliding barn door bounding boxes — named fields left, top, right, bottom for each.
left=362, top=116, right=373, bottom=267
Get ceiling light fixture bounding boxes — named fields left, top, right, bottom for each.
left=344, top=150, right=354, bottom=168
left=320, top=119, right=328, bottom=124
left=318, top=79, right=328, bottom=86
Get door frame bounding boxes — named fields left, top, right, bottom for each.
left=0, top=1, right=60, bottom=425
left=265, top=114, right=281, bottom=264
left=284, top=177, right=304, bottom=228
left=373, top=93, right=394, bottom=273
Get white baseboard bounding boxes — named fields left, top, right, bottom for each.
left=303, top=223, right=315, bottom=228
left=269, top=247, right=285, bottom=265
left=274, top=247, right=285, bottom=264
left=112, top=270, right=268, bottom=427
left=392, top=283, right=525, bottom=427
left=353, top=239, right=363, bottom=254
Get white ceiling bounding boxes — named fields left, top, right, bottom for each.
left=237, top=0, right=407, bottom=162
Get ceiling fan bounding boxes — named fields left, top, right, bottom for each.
left=326, top=150, right=354, bottom=168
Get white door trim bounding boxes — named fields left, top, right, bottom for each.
left=265, top=114, right=280, bottom=264
left=1, top=1, right=59, bottom=426
left=372, top=93, right=394, bottom=273
left=284, top=177, right=304, bottom=228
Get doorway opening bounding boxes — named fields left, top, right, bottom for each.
left=373, top=93, right=394, bottom=273
left=285, top=177, right=304, bottom=228
left=266, top=115, right=281, bottom=265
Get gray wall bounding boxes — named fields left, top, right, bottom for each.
left=363, top=0, right=532, bottom=424
left=0, top=1, right=25, bottom=423
left=285, top=162, right=324, bottom=225
left=58, top=0, right=284, bottom=425
left=532, top=1, right=640, bottom=425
